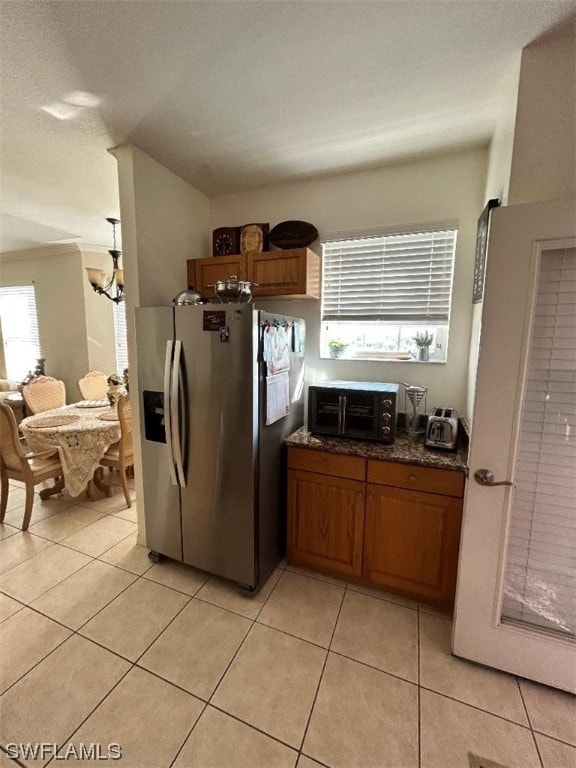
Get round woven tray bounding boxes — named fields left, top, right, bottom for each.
left=29, top=414, right=80, bottom=428
left=98, top=411, right=119, bottom=422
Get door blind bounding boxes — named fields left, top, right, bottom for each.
left=322, top=229, right=457, bottom=322
left=502, top=247, right=576, bottom=637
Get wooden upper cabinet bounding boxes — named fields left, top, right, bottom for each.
left=187, top=247, right=320, bottom=300
left=188, top=255, right=247, bottom=299
left=249, top=248, right=320, bottom=299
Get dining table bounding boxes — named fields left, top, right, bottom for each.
left=20, top=400, right=122, bottom=499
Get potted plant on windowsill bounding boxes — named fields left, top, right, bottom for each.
left=412, top=331, right=434, bottom=362
left=328, top=339, right=348, bottom=359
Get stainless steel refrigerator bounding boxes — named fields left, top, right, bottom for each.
left=135, top=304, right=305, bottom=590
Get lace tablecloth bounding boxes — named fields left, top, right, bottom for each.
left=21, top=404, right=121, bottom=497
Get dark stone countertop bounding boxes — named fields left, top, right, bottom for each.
left=285, top=426, right=469, bottom=473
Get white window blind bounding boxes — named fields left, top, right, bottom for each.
left=322, top=228, right=457, bottom=322
left=113, top=302, right=129, bottom=376
left=502, top=247, right=576, bottom=637
left=0, top=283, right=41, bottom=380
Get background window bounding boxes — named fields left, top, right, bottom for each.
left=113, top=302, right=129, bottom=375
left=0, top=284, right=41, bottom=380
left=321, top=228, right=457, bottom=362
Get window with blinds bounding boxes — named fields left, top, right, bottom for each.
left=0, top=283, right=41, bottom=380
left=321, top=227, right=457, bottom=361
left=113, top=302, right=129, bottom=376
left=502, top=246, right=576, bottom=638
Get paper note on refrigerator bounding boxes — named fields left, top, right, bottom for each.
left=266, top=370, right=290, bottom=425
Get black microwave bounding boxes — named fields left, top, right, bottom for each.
left=308, top=380, right=399, bottom=443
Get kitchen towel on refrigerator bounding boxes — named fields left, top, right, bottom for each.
left=265, top=370, right=290, bottom=425
left=263, top=324, right=290, bottom=375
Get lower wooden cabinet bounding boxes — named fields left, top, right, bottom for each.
left=287, top=447, right=465, bottom=608
left=287, top=469, right=365, bottom=577
left=363, top=484, right=463, bottom=606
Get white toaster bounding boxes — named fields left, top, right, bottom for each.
left=425, top=407, right=458, bottom=450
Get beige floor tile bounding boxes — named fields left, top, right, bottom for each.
left=0, top=544, right=91, bottom=603
left=60, top=515, right=137, bottom=557
left=28, top=505, right=104, bottom=542
left=258, top=570, right=344, bottom=647
left=0, top=635, right=130, bottom=760
left=61, top=666, right=204, bottom=768
left=140, top=598, right=251, bottom=700
left=174, top=706, right=298, bottom=768
left=31, top=560, right=136, bottom=630
left=420, top=613, right=529, bottom=725
left=0, top=607, right=71, bottom=693
left=418, top=602, right=453, bottom=619
left=196, top=568, right=282, bottom=620
left=0, top=592, right=23, bottom=623
left=285, top=563, right=347, bottom=587
left=98, top=532, right=153, bottom=575
left=535, top=733, right=576, bottom=768
left=0, top=532, right=53, bottom=575
left=420, top=689, right=541, bottom=768
left=331, top=590, right=418, bottom=682
left=76, top=489, right=135, bottom=515
left=144, top=559, right=209, bottom=596
left=519, top=678, right=576, bottom=746
left=111, top=505, right=138, bottom=523
left=0, top=523, right=18, bottom=540
left=297, top=757, right=325, bottom=768
left=80, top=578, right=189, bottom=661
left=346, top=580, right=420, bottom=610
left=3, top=486, right=25, bottom=512
left=2, top=495, right=74, bottom=528
left=304, top=652, right=418, bottom=768
left=212, top=623, right=326, bottom=748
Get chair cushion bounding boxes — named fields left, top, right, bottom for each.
left=27, top=456, right=62, bottom=474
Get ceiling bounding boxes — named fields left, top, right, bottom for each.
left=0, top=0, right=574, bottom=253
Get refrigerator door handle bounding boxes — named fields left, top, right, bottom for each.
left=171, top=339, right=186, bottom=488
left=163, top=340, right=179, bottom=486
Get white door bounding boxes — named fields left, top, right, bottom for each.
left=453, top=199, right=576, bottom=693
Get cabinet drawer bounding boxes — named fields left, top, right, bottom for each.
left=288, top=447, right=366, bottom=481
left=367, top=460, right=464, bottom=498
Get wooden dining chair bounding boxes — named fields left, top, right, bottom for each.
left=0, top=401, right=64, bottom=530
left=77, top=371, right=108, bottom=400
left=22, top=376, right=66, bottom=414
left=98, top=394, right=134, bottom=508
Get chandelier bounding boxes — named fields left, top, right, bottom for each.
left=85, top=217, right=125, bottom=303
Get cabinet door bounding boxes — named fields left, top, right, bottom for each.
left=288, top=469, right=365, bottom=577
left=250, top=249, right=320, bottom=299
left=363, top=484, right=462, bottom=607
left=188, top=256, right=247, bottom=298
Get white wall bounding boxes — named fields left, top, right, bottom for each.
left=466, top=54, right=522, bottom=420
left=112, top=144, right=210, bottom=543
left=210, top=147, right=488, bottom=417
left=0, top=244, right=116, bottom=398
left=508, top=27, right=576, bottom=205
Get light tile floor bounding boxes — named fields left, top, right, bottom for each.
left=1, top=477, right=575, bottom=768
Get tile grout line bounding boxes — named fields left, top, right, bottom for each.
left=516, top=676, right=545, bottom=768
left=297, top=580, right=349, bottom=761
left=163, top=564, right=289, bottom=765
left=417, top=605, right=422, bottom=768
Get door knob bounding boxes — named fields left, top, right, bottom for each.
left=474, top=469, right=516, bottom=488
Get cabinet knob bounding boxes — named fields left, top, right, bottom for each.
left=357, top=491, right=363, bottom=499
left=410, top=475, right=417, bottom=483
left=321, top=460, right=327, bottom=467
left=368, top=493, right=374, bottom=500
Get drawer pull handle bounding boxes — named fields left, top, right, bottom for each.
left=321, top=460, right=327, bottom=467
